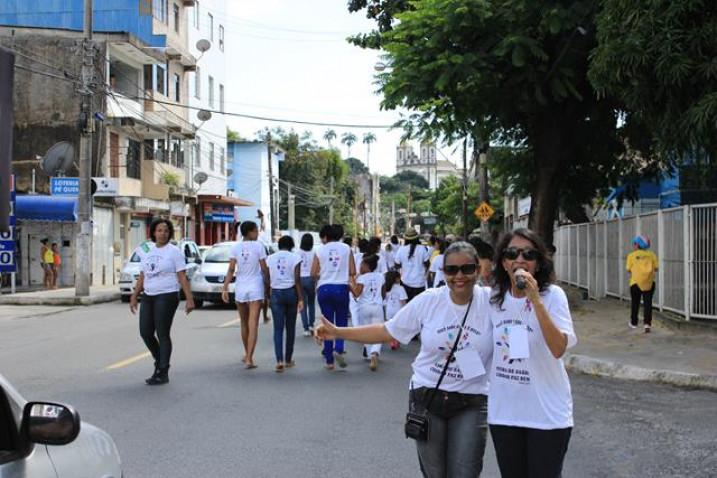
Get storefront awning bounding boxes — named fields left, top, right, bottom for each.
left=198, top=195, right=254, bottom=207
left=16, top=195, right=78, bottom=222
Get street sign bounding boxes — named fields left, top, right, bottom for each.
left=0, top=174, right=16, bottom=272
left=474, top=202, right=495, bottom=222
left=50, top=177, right=80, bottom=196
left=92, top=177, right=119, bottom=197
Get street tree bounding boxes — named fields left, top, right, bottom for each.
left=323, top=129, right=337, bottom=148
left=346, top=157, right=369, bottom=176
left=362, top=132, right=377, bottom=171
left=349, top=0, right=629, bottom=244
left=341, top=132, right=358, bottom=158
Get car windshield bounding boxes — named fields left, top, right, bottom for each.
left=204, top=245, right=233, bottom=263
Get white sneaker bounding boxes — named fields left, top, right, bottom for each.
left=303, top=330, right=311, bottom=337
left=628, top=322, right=637, bottom=329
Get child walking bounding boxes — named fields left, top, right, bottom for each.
left=383, top=270, right=407, bottom=350
left=349, top=254, right=386, bottom=371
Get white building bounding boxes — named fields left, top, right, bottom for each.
left=188, top=0, right=227, bottom=198
left=396, top=141, right=460, bottom=190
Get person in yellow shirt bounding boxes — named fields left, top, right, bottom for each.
left=626, top=235, right=659, bottom=333
left=40, top=238, right=54, bottom=290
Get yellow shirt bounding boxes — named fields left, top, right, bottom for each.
left=43, top=248, right=55, bottom=264
left=626, top=250, right=658, bottom=291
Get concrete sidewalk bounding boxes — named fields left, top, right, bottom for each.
left=0, top=286, right=120, bottom=306
left=562, top=285, right=717, bottom=391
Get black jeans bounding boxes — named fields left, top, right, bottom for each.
left=630, top=283, right=655, bottom=326
left=490, top=424, right=572, bottom=478
left=404, top=285, right=426, bottom=303
left=139, top=292, right=180, bottom=369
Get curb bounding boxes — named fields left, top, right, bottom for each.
left=565, top=353, right=717, bottom=392
left=0, top=293, right=120, bottom=306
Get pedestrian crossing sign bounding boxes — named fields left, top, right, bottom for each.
left=474, top=202, right=494, bottom=222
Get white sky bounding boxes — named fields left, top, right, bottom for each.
left=218, top=0, right=457, bottom=176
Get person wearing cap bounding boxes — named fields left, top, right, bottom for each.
left=626, top=235, right=659, bottom=332
left=394, top=228, right=431, bottom=302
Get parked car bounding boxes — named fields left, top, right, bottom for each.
left=190, top=241, right=238, bottom=308
left=198, top=245, right=211, bottom=260
left=119, top=239, right=202, bottom=302
left=0, top=373, right=122, bottom=477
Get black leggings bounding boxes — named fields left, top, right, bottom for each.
left=139, top=292, right=180, bottom=369
left=403, top=285, right=426, bottom=303
left=630, top=283, right=655, bottom=326
left=490, top=424, right=572, bottom=478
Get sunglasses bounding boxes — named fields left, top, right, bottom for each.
left=443, top=264, right=478, bottom=276
left=503, top=247, right=540, bottom=261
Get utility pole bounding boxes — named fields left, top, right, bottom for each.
left=478, top=141, right=490, bottom=241
left=266, top=133, right=276, bottom=240
left=76, top=0, right=94, bottom=297
left=287, top=183, right=295, bottom=231
left=328, top=176, right=334, bottom=224
left=407, top=184, right=413, bottom=228
left=462, top=137, right=469, bottom=239
left=390, top=200, right=396, bottom=236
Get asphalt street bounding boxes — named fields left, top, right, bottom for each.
left=1, top=302, right=715, bottom=477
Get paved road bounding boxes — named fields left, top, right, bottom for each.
left=1, top=302, right=715, bottom=477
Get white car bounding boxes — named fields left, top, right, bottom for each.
left=190, top=241, right=238, bottom=308
left=119, top=239, right=202, bottom=302
left=0, top=373, right=122, bottom=477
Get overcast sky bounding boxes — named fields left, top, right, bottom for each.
left=219, top=0, right=458, bottom=176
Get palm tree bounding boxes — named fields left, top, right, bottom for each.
left=362, top=132, right=377, bottom=171
left=323, top=129, right=337, bottom=148
left=341, top=132, right=357, bottom=158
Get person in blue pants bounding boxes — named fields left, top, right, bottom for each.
left=311, top=224, right=356, bottom=370
left=297, top=233, right=317, bottom=336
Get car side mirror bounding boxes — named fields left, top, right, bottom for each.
left=22, top=402, right=80, bottom=446
left=195, top=257, right=202, bottom=265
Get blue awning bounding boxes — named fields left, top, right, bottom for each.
left=15, top=195, right=78, bottom=222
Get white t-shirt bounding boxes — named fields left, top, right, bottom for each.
left=488, top=285, right=577, bottom=430
left=354, top=252, right=364, bottom=271
left=385, top=286, right=493, bottom=394
left=356, top=272, right=385, bottom=306
left=135, top=242, right=186, bottom=296
left=267, top=251, right=302, bottom=290
left=430, top=254, right=445, bottom=286
left=230, top=240, right=267, bottom=284
left=297, top=249, right=315, bottom=278
left=385, top=247, right=396, bottom=268
left=377, top=254, right=389, bottom=274
left=385, top=284, right=408, bottom=320
left=395, top=244, right=430, bottom=288
left=316, top=241, right=352, bottom=288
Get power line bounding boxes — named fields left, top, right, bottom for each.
left=13, top=63, right=81, bottom=84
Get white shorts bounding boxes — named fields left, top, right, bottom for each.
left=235, top=279, right=265, bottom=304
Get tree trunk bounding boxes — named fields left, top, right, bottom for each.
left=529, top=166, right=560, bottom=246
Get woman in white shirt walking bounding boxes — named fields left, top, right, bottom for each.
left=383, top=270, right=407, bottom=350
left=267, top=235, right=304, bottom=372
left=222, top=221, right=269, bottom=369
left=395, top=229, right=431, bottom=302
left=488, top=228, right=577, bottom=478
left=130, top=219, right=195, bottom=385
left=298, top=233, right=317, bottom=335
left=315, top=242, right=493, bottom=477
left=429, top=239, right=448, bottom=288
left=349, top=254, right=386, bottom=371
left=311, top=224, right=356, bottom=370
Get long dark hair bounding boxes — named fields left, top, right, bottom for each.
left=491, top=228, right=554, bottom=309
left=406, top=237, right=420, bottom=259
left=385, top=270, right=401, bottom=292
left=300, top=233, right=314, bottom=251
left=361, top=254, right=379, bottom=272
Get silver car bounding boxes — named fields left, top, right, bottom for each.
left=119, top=239, right=202, bottom=302
left=190, top=241, right=237, bottom=308
left=0, top=373, right=122, bottom=477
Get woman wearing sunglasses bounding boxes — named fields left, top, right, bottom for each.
left=488, top=228, right=576, bottom=478
left=314, top=242, right=493, bottom=477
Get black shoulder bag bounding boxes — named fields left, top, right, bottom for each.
left=404, top=297, right=473, bottom=441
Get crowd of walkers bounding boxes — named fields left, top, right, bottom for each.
left=129, top=218, right=576, bottom=477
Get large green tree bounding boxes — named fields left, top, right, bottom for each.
left=349, top=0, right=633, bottom=243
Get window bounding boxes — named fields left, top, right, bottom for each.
left=173, top=3, right=180, bottom=32
left=208, top=13, right=214, bottom=42
left=219, top=84, right=224, bottom=112
left=156, top=65, right=166, bottom=96
left=220, top=147, right=225, bottom=174
left=127, top=139, right=141, bottom=179
left=153, top=0, right=168, bottom=23
left=194, top=67, right=201, bottom=99
left=173, top=73, right=180, bottom=102
left=208, top=75, right=214, bottom=107
left=219, top=25, right=224, bottom=51
left=193, top=1, right=200, bottom=29
left=195, top=136, right=202, bottom=167
left=209, top=142, right=215, bottom=171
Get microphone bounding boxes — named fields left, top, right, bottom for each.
left=515, top=268, right=527, bottom=290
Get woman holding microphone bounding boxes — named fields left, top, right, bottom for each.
left=130, top=218, right=194, bottom=385
left=488, top=228, right=577, bottom=477
left=315, top=242, right=493, bottom=477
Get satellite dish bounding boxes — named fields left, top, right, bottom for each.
left=196, top=39, right=211, bottom=53
left=197, top=109, right=212, bottom=121
left=41, top=142, right=75, bottom=176
left=193, top=172, right=208, bottom=185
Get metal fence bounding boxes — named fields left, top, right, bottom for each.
left=553, top=204, right=717, bottom=320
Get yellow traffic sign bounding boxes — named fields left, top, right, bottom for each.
left=474, top=202, right=494, bottom=222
